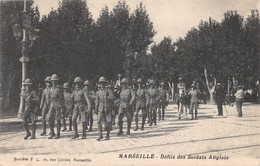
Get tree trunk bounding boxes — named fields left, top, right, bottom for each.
left=204, top=66, right=216, bottom=104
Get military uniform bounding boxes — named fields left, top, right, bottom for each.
left=63, top=83, right=73, bottom=131
left=71, top=77, right=91, bottom=139
left=215, top=84, right=225, bottom=116
left=47, top=74, right=64, bottom=139
left=158, top=82, right=169, bottom=121
left=146, top=80, right=159, bottom=126
left=134, top=78, right=147, bottom=131
left=40, top=76, right=51, bottom=136
left=22, top=79, right=39, bottom=139
left=188, top=83, right=201, bottom=119
left=84, top=80, right=96, bottom=132
left=118, top=78, right=135, bottom=135
left=96, top=77, right=115, bottom=140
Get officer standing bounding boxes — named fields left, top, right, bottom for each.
left=47, top=74, right=64, bottom=139
left=22, top=79, right=39, bottom=139
left=40, top=76, right=51, bottom=136
left=158, top=82, right=169, bottom=121
left=189, top=83, right=201, bottom=119
left=234, top=85, right=244, bottom=117
left=84, top=80, right=95, bottom=132
left=146, top=79, right=159, bottom=126
left=71, top=77, right=91, bottom=139
left=117, top=78, right=135, bottom=135
left=215, top=83, right=226, bottom=116
left=134, top=78, right=147, bottom=131
left=63, top=83, right=73, bottom=131
left=95, top=77, right=115, bottom=141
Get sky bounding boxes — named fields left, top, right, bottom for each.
left=33, top=0, right=260, bottom=44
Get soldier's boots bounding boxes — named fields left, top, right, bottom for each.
left=105, top=130, right=110, bottom=140
left=126, top=121, right=131, bottom=135
left=40, top=121, right=47, bottom=136
left=48, top=122, right=56, bottom=139
left=62, top=119, right=67, bottom=132
left=141, top=116, right=145, bottom=130
left=88, top=120, right=93, bottom=132
left=117, top=121, right=123, bottom=136
left=71, top=123, right=79, bottom=139
left=97, top=125, right=103, bottom=141
left=31, top=124, right=36, bottom=139
left=81, top=123, right=87, bottom=139
left=68, top=118, right=72, bottom=131
left=134, top=120, right=139, bottom=131
left=24, top=125, right=31, bottom=140
left=55, top=121, right=61, bottom=139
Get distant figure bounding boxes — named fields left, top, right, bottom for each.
left=202, top=91, right=207, bottom=104
left=215, top=83, right=226, bottom=116
left=189, top=83, right=201, bottom=120
left=234, top=85, right=244, bottom=117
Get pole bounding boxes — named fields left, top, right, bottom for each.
left=17, top=0, right=29, bottom=118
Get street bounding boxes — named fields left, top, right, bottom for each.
left=0, top=103, right=259, bottom=165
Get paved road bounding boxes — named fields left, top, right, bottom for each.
left=0, top=103, right=259, bottom=165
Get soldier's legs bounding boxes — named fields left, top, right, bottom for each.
left=81, top=109, right=87, bottom=139
left=190, top=102, right=194, bottom=119
left=134, top=107, right=140, bottom=130
left=117, top=107, right=124, bottom=135
left=126, top=110, right=132, bottom=135
left=105, top=112, right=112, bottom=140
left=48, top=105, right=56, bottom=139
left=178, top=103, right=183, bottom=119
left=88, top=110, right=93, bottom=131
left=152, top=106, right=157, bottom=125
left=97, top=111, right=104, bottom=141
left=149, top=106, right=153, bottom=126
left=22, top=111, right=31, bottom=139
left=147, top=109, right=150, bottom=124
left=68, top=116, right=72, bottom=131
left=62, top=109, right=67, bottom=131
left=162, top=104, right=165, bottom=120
left=141, top=108, right=147, bottom=130
left=31, top=113, right=37, bottom=139
left=195, top=102, right=198, bottom=119
left=41, top=105, right=48, bottom=136
left=71, top=110, right=79, bottom=139
left=158, top=105, right=161, bottom=121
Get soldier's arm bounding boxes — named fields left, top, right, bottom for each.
left=95, top=91, right=99, bottom=114
left=40, top=90, right=45, bottom=109
left=129, top=89, right=135, bottom=105
left=83, top=90, right=91, bottom=111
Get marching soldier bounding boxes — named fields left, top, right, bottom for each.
left=84, top=80, right=95, bottom=132
left=40, top=76, right=51, bottom=136
left=189, top=82, right=201, bottom=119
left=71, top=77, right=91, bottom=139
left=95, top=77, right=115, bottom=141
left=117, top=78, right=135, bottom=135
left=158, top=82, right=169, bottom=121
left=47, top=74, right=64, bottom=139
left=146, top=79, right=159, bottom=126
left=215, top=83, right=225, bottom=116
left=22, top=79, right=39, bottom=139
left=112, top=84, right=120, bottom=125
left=63, top=83, right=73, bottom=131
left=134, top=78, right=147, bottom=131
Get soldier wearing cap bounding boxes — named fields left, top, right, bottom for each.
left=22, top=79, right=39, bottom=139
left=158, top=82, right=170, bottom=121
left=40, top=76, right=51, bottom=136
left=188, top=82, right=201, bottom=119
left=146, top=79, right=159, bottom=126
left=71, top=77, right=91, bottom=139
left=117, top=78, right=135, bottom=135
left=84, top=80, right=96, bottom=132
left=133, top=78, right=147, bottom=131
left=63, top=83, right=73, bottom=131
left=47, top=74, right=64, bottom=139
left=215, top=83, right=226, bottom=116
left=95, top=77, right=115, bottom=141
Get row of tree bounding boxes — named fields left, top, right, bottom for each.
left=0, top=0, right=259, bottom=111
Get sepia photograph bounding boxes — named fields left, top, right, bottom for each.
left=0, top=0, right=259, bottom=165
